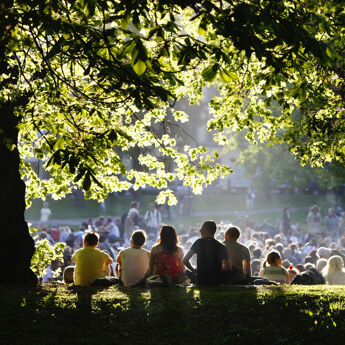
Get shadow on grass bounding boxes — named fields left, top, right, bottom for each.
left=2, top=284, right=345, bottom=345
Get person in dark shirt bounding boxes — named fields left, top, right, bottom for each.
left=183, top=220, right=231, bottom=286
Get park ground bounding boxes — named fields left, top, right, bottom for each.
left=2, top=284, right=345, bottom=345
left=25, top=192, right=343, bottom=231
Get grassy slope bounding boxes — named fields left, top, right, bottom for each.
left=25, top=193, right=338, bottom=232
left=2, top=284, right=345, bottom=345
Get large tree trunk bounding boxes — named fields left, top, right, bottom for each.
left=0, top=102, right=37, bottom=285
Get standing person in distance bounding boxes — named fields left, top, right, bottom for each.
left=306, top=205, right=322, bottom=244
left=324, top=208, right=340, bottom=241
left=282, top=206, right=291, bottom=236
left=125, top=201, right=141, bottom=240
left=39, top=201, right=51, bottom=227
left=144, top=203, right=161, bottom=237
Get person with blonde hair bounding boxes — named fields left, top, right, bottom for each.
left=323, top=255, right=345, bottom=285
left=259, top=251, right=289, bottom=284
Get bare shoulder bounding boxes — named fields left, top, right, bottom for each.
left=177, top=245, right=184, bottom=256
left=150, top=243, right=161, bottom=255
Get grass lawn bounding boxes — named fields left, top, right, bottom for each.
left=2, top=284, right=345, bottom=345
left=25, top=192, right=342, bottom=232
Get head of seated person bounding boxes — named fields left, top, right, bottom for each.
left=264, top=251, right=283, bottom=268
left=296, top=264, right=305, bottom=272
left=304, top=256, right=314, bottom=264
left=131, top=230, right=146, bottom=248
left=275, top=243, right=284, bottom=255
left=253, top=248, right=262, bottom=260
left=305, top=263, right=315, bottom=270
left=84, top=232, right=99, bottom=248
left=251, top=259, right=261, bottom=276
left=225, top=226, right=241, bottom=242
left=63, top=266, right=74, bottom=284
left=200, top=220, right=217, bottom=238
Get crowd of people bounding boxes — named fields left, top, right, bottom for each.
left=36, top=202, right=345, bottom=287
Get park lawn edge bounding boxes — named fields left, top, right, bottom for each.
left=1, top=283, right=345, bottom=345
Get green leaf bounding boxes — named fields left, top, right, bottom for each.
left=90, top=173, right=103, bottom=188
left=219, top=69, right=232, bottom=83
left=74, top=168, right=86, bottom=182
left=202, top=64, right=219, bottom=82
left=198, top=15, right=207, bottom=35
left=84, top=0, right=96, bottom=17
left=221, top=69, right=239, bottom=82
left=121, top=14, right=131, bottom=29
left=133, top=60, right=147, bottom=75
left=132, top=13, right=141, bottom=31
left=82, top=172, right=92, bottom=191
left=289, top=85, right=300, bottom=98
left=54, top=137, right=65, bottom=150
left=108, top=129, right=118, bottom=142
left=117, top=129, right=132, bottom=141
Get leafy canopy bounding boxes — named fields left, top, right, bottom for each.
left=1, top=0, right=345, bottom=205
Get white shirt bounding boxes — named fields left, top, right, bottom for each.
left=40, top=207, right=51, bottom=223
left=119, top=247, right=150, bottom=286
left=42, top=267, right=53, bottom=282
left=145, top=209, right=161, bottom=228
left=105, top=222, right=120, bottom=237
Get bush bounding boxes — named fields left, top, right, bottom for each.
left=29, top=227, right=65, bottom=279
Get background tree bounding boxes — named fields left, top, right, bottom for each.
left=1, top=0, right=345, bottom=284
left=229, top=131, right=345, bottom=200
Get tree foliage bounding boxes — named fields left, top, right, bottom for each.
left=1, top=0, right=345, bottom=205
left=29, top=228, right=65, bottom=279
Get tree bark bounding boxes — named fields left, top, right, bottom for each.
left=0, top=102, right=37, bottom=285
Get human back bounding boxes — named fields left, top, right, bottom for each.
left=150, top=225, right=185, bottom=284
left=323, top=255, right=345, bottom=285
left=223, top=226, right=251, bottom=282
left=192, top=237, right=228, bottom=285
left=183, top=220, right=231, bottom=286
left=117, top=230, right=150, bottom=287
left=72, top=232, right=113, bottom=286
left=259, top=251, right=288, bottom=284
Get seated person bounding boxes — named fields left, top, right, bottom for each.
left=63, top=266, right=74, bottom=284
left=72, top=232, right=113, bottom=286
left=223, top=226, right=251, bottom=283
left=323, top=255, right=345, bottom=285
left=116, top=230, right=150, bottom=286
left=259, top=251, right=289, bottom=284
left=104, top=216, right=120, bottom=243
left=183, top=220, right=231, bottom=286
left=150, top=225, right=185, bottom=284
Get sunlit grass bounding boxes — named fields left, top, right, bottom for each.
left=2, top=284, right=345, bottom=344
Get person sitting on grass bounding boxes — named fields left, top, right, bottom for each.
left=116, top=230, right=150, bottom=287
left=223, top=226, right=251, bottom=284
left=323, top=255, right=345, bottom=285
left=72, top=232, right=113, bottom=286
left=183, top=220, right=232, bottom=286
left=259, top=251, right=289, bottom=284
left=150, top=225, right=185, bottom=285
